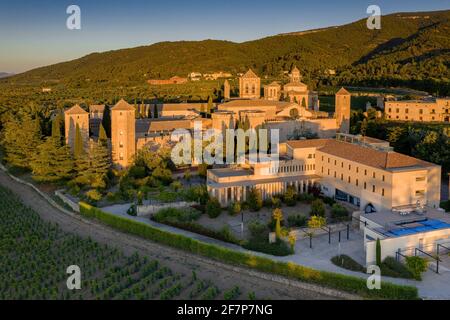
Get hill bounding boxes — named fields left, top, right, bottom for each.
left=0, top=73, right=13, bottom=79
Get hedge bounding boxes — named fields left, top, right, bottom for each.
left=79, top=202, right=419, bottom=300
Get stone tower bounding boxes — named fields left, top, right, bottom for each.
left=264, top=82, right=281, bottom=101
left=335, top=87, right=351, bottom=134
left=239, top=69, right=260, bottom=99
left=290, top=66, right=301, bottom=83
left=64, top=104, right=89, bottom=152
left=111, top=99, right=136, bottom=169
left=223, top=79, right=231, bottom=100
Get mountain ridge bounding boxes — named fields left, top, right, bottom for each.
left=2, top=9, right=449, bottom=95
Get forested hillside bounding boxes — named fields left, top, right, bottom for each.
left=2, top=10, right=448, bottom=95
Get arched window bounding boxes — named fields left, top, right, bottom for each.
left=252, top=84, right=256, bottom=94
left=245, top=84, right=249, bottom=94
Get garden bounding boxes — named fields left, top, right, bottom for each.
left=148, top=185, right=353, bottom=257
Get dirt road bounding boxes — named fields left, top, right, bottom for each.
left=0, top=170, right=347, bottom=300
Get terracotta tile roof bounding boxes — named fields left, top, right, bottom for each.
left=111, top=99, right=135, bottom=111
left=220, top=99, right=292, bottom=108
left=286, top=139, right=436, bottom=170
left=65, top=104, right=88, bottom=115
left=241, top=69, right=259, bottom=79
left=136, top=119, right=192, bottom=133
left=336, top=87, right=351, bottom=96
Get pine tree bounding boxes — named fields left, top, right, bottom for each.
left=74, top=124, right=85, bottom=158
left=2, top=113, right=41, bottom=169
left=31, top=137, right=73, bottom=182
left=73, top=141, right=110, bottom=189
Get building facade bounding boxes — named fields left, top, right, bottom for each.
left=385, top=98, right=450, bottom=122
left=207, top=134, right=441, bottom=212
left=239, top=69, right=261, bottom=99
left=64, top=104, right=89, bottom=151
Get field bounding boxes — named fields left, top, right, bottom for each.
left=0, top=185, right=246, bottom=300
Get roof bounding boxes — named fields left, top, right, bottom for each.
left=241, top=69, right=259, bottom=79
left=336, top=87, right=351, bottom=96
left=111, top=99, right=135, bottom=111
left=159, top=103, right=209, bottom=112
left=220, top=99, right=292, bottom=108
left=89, top=105, right=105, bottom=113
left=65, top=104, right=88, bottom=115
left=136, top=119, right=192, bottom=133
left=265, top=81, right=281, bottom=87
left=291, top=66, right=300, bottom=74
left=286, top=139, right=436, bottom=170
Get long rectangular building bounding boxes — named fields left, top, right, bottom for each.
left=385, top=98, right=450, bottom=122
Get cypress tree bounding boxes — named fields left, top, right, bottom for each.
left=98, top=123, right=108, bottom=146
left=207, top=96, right=213, bottom=117
left=153, top=105, right=159, bottom=118
left=51, top=115, right=62, bottom=141
left=376, top=238, right=382, bottom=266
left=101, top=105, right=111, bottom=138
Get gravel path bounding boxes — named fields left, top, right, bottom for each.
left=0, top=170, right=347, bottom=300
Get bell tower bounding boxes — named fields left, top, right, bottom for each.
left=335, top=87, right=351, bottom=134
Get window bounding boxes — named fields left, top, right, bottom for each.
left=382, top=189, right=385, bottom=196
left=419, top=109, right=423, bottom=114
left=405, top=108, right=409, bottom=114
left=348, top=176, right=351, bottom=183
left=382, top=175, right=385, bottom=182
left=415, top=190, right=425, bottom=197
left=364, top=182, right=367, bottom=189
left=328, top=158, right=330, bottom=163
left=334, top=172, right=337, bottom=178
left=341, top=174, right=344, bottom=181
left=328, top=169, right=330, bottom=175
left=322, top=156, right=324, bottom=161
left=373, top=172, right=376, bottom=179
left=356, top=179, right=359, bottom=186
left=364, top=169, right=367, bottom=176
left=372, top=185, right=376, bottom=193
left=356, top=167, right=359, bottom=173
left=334, top=160, right=337, bottom=166
left=341, top=162, right=344, bottom=168
left=416, top=176, right=426, bottom=182
left=349, top=164, right=351, bottom=170
left=396, top=108, right=399, bottom=113
left=388, top=108, right=392, bottom=112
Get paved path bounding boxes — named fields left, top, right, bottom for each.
left=0, top=169, right=345, bottom=300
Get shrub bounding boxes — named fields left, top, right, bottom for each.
left=170, top=181, right=183, bottom=192
left=405, top=256, right=428, bottom=280
left=247, top=188, right=262, bottom=212
left=243, top=238, right=293, bottom=257
left=205, top=197, right=222, bottom=218
left=128, top=166, right=147, bottom=179
left=287, top=215, right=307, bottom=228
left=283, top=187, right=297, bottom=206
left=79, top=202, right=419, bottom=300
left=86, top=189, right=102, bottom=202
left=228, top=202, right=241, bottom=216
left=182, top=185, right=209, bottom=205
left=331, top=204, right=349, bottom=220
left=224, top=286, right=241, bottom=300
left=248, top=221, right=269, bottom=242
left=298, top=193, right=315, bottom=203
left=127, top=204, right=137, bottom=217
left=331, top=255, right=365, bottom=272
left=381, top=257, right=414, bottom=279
left=322, top=196, right=336, bottom=206
left=153, top=207, right=201, bottom=223
left=155, top=191, right=178, bottom=203
left=308, top=215, right=326, bottom=229
left=310, top=199, right=326, bottom=217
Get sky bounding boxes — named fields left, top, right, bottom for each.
left=0, top=0, right=449, bottom=73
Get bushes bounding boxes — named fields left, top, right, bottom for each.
left=79, top=202, right=419, bottom=300
left=153, top=207, right=201, bottom=223
left=381, top=257, right=414, bottom=279
left=283, top=187, right=297, bottom=206
left=287, top=214, right=307, bottom=228
left=297, top=193, right=315, bottom=203
left=228, top=202, right=241, bottom=216
left=247, top=188, right=262, bottom=212
left=243, top=238, right=293, bottom=257
left=331, top=204, right=349, bottom=221
left=405, top=256, right=428, bottom=280
left=310, top=199, right=326, bottom=217
left=331, top=255, right=365, bottom=272
left=205, top=197, right=222, bottom=218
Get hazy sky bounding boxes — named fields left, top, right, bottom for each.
left=0, top=0, right=449, bottom=73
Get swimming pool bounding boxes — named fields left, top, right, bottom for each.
left=388, top=219, right=450, bottom=237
